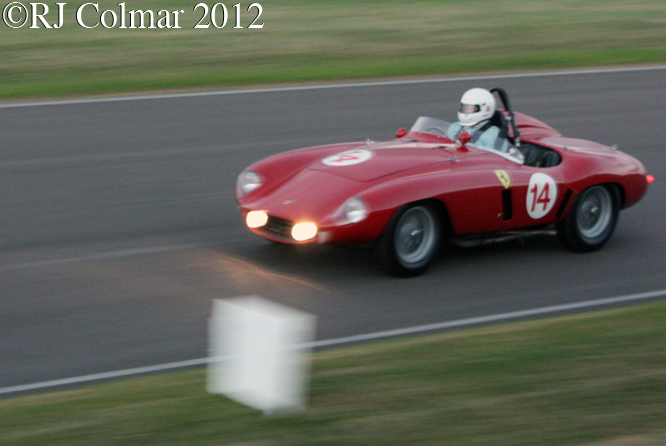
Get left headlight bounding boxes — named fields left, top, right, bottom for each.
left=236, top=171, right=263, bottom=198
left=246, top=210, right=268, bottom=228
left=338, top=197, right=368, bottom=225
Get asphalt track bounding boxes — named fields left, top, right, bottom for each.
left=2, top=67, right=666, bottom=393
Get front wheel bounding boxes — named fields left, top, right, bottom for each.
left=378, top=204, right=442, bottom=277
left=557, top=185, right=619, bottom=252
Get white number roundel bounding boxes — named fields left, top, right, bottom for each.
left=526, top=173, right=557, bottom=219
left=322, top=149, right=373, bottom=166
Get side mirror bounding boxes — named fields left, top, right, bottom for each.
left=395, top=128, right=408, bottom=138
left=457, top=131, right=471, bottom=151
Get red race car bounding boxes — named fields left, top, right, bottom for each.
left=236, top=88, right=651, bottom=276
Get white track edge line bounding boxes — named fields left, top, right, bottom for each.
left=2, top=65, right=666, bottom=109
left=1, top=287, right=664, bottom=396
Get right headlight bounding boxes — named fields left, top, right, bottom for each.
left=338, top=197, right=368, bottom=225
left=236, top=171, right=263, bottom=198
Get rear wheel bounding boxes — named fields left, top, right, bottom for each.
left=557, top=185, right=619, bottom=252
left=378, top=203, right=442, bottom=277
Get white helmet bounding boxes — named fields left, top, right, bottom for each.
left=457, top=88, right=495, bottom=127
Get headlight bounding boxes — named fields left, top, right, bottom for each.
left=340, top=197, right=368, bottom=225
left=246, top=210, right=268, bottom=228
left=292, top=222, right=318, bottom=241
left=236, top=171, right=263, bottom=198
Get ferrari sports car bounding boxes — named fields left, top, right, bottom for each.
left=236, top=88, right=651, bottom=276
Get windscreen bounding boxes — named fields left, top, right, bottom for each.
left=409, top=117, right=454, bottom=138
left=409, top=116, right=524, bottom=164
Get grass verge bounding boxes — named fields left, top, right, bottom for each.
left=1, top=300, right=666, bottom=446
left=1, top=0, right=666, bottom=99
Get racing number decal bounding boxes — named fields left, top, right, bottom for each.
left=322, top=149, right=373, bottom=166
left=526, top=173, right=557, bottom=219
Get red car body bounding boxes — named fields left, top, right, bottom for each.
left=236, top=102, right=649, bottom=276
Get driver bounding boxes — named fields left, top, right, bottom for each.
left=446, top=88, right=509, bottom=153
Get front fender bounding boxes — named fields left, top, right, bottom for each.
left=238, top=142, right=367, bottom=204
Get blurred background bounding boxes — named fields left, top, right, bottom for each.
left=1, top=0, right=665, bottom=99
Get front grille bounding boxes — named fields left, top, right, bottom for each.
left=260, top=215, right=294, bottom=240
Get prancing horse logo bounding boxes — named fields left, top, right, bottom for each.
left=494, top=170, right=511, bottom=189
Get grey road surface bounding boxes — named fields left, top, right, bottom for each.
left=1, top=68, right=665, bottom=391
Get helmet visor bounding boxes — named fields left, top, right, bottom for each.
left=460, top=103, right=480, bottom=114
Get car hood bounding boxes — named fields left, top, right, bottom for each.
left=307, top=141, right=449, bottom=182
left=247, top=169, right=364, bottom=223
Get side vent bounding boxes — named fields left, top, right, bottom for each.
left=502, top=189, right=513, bottom=220
left=556, top=189, right=573, bottom=218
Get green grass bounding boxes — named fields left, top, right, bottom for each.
left=1, top=0, right=666, bottom=99
left=2, top=300, right=666, bottom=445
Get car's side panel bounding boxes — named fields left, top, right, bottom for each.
left=495, top=164, right=567, bottom=229
left=357, top=162, right=566, bottom=236
left=360, top=168, right=506, bottom=236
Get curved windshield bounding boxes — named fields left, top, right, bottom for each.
left=409, top=116, right=454, bottom=138
left=409, top=116, right=524, bottom=165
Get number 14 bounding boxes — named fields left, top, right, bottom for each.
left=530, top=182, right=551, bottom=212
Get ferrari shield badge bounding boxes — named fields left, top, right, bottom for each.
left=494, top=170, right=511, bottom=189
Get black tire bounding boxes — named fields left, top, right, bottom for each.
left=556, top=185, right=620, bottom=252
left=378, top=203, right=443, bottom=277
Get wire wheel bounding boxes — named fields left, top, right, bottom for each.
left=394, top=206, right=437, bottom=265
left=379, top=203, right=443, bottom=277
left=557, top=184, right=619, bottom=252
left=576, top=186, right=613, bottom=241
